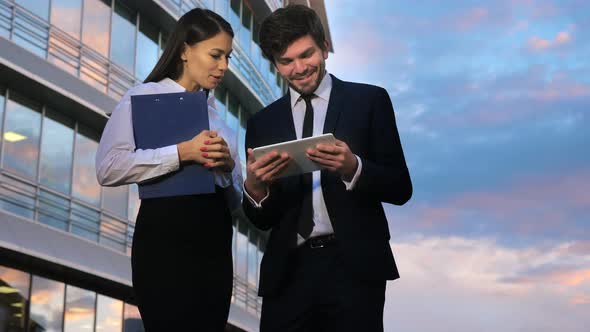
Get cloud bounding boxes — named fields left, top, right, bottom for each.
left=385, top=167, right=590, bottom=242
left=527, top=31, right=573, bottom=52
left=384, top=236, right=590, bottom=332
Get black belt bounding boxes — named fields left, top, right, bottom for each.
left=302, top=234, right=336, bottom=249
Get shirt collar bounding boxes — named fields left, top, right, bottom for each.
left=159, top=77, right=216, bottom=105
left=289, top=71, right=332, bottom=109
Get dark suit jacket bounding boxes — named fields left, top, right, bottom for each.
left=243, top=75, right=412, bottom=297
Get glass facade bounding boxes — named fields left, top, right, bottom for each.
left=0, top=71, right=264, bottom=317
left=0, top=0, right=298, bottom=323
left=0, top=264, right=143, bottom=331
left=1, top=0, right=284, bottom=103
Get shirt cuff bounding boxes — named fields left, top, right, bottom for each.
left=162, top=144, right=181, bottom=173
left=342, top=155, right=362, bottom=191
left=243, top=182, right=270, bottom=208
left=215, top=172, right=233, bottom=188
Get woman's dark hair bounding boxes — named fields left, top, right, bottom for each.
left=144, top=8, right=234, bottom=83
left=259, top=4, right=327, bottom=63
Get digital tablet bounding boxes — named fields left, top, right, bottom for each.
left=252, top=133, right=336, bottom=178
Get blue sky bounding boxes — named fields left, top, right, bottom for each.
left=324, top=1, right=590, bottom=331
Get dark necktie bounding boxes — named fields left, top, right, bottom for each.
left=298, top=94, right=315, bottom=239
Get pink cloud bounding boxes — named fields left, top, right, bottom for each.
left=386, top=237, right=590, bottom=331
left=571, top=293, right=590, bottom=305
left=391, top=169, right=590, bottom=236
left=455, top=7, right=489, bottom=31
left=527, top=31, right=573, bottom=52
left=507, top=268, right=590, bottom=287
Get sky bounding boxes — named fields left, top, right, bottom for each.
left=324, top=1, right=590, bottom=331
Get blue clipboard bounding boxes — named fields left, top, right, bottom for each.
left=131, top=91, right=215, bottom=199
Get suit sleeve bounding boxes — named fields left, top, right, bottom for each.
left=241, top=117, right=288, bottom=230
left=354, top=87, right=412, bottom=205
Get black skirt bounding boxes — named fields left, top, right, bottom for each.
left=131, top=188, right=233, bottom=332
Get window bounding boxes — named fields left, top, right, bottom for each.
left=214, top=84, right=228, bottom=118
left=136, top=17, right=159, bottom=81
left=123, top=303, right=144, bottom=332
left=102, top=185, right=129, bottom=218
left=64, top=285, right=95, bottom=332
left=72, top=126, right=101, bottom=206
left=2, top=93, right=42, bottom=180
left=50, top=0, right=82, bottom=39
left=39, top=109, right=74, bottom=194
left=111, top=1, right=137, bottom=74
left=29, top=276, right=65, bottom=332
left=0, top=265, right=29, bottom=332
left=96, top=295, right=123, bottom=332
left=240, top=3, right=252, bottom=55
left=15, top=0, right=49, bottom=20
left=81, top=0, right=111, bottom=57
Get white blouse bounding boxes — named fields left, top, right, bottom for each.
left=95, top=78, right=242, bottom=210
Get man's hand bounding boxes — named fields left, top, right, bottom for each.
left=244, top=149, right=290, bottom=202
left=306, top=139, right=358, bottom=181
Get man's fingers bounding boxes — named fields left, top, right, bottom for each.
left=261, top=157, right=291, bottom=181
left=315, top=143, right=343, bottom=155
left=307, top=154, right=338, bottom=168
left=256, top=154, right=289, bottom=177
left=307, top=149, right=341, bottom=162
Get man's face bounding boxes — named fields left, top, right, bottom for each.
left=274, top=35, right=329, bottom=95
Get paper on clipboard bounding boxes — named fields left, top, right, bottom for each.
left=252, top=133, right=336, bottom=178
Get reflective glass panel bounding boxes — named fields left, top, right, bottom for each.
left=248, top=232, right=257, bottom=287
left=128, top=184, right=139, bottom=222
left=0, top=90, right=4, bottom=128
left=29, top=276, right=65, bottom=332
left=72, top=127, right=101, bottom=206
left=81, top=0, right=111, bottom=57
left=229, top=0, right=241, bottom=35
left=37, top=189, right=70, bottom=231
left=0, top=265, right=29, bottom=332
left=123, top=303, right=144, bottom=332
left=215, top=0, right=229, bottom=19
left=15, top=0, right=50, bottom=20
left=71, top=201, right=100, bottom=242
left=64, top=285, right=95, bottom=332
left=102, top=185, right=128, bottom=218
left=236, top=224, right=248, bottom=277
left=96, top=294, right=123, bottom=332
left=40, top=110, right=74, bottom=194
left=214, top=84, right=227, bottom=118
left=240, top=3, right=251, bottom=55
left=111, top=2, right=136, bottom=74
left=3, top=94, right=41, bottom=180
left=50, top=0, right=82, bottom=39
left=136, top=18, right=159, bottom=81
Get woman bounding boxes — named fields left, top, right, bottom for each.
left=95, top=8, right=240, bottom=331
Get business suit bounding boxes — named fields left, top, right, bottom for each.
left=243, top=74, right=412, bottom=331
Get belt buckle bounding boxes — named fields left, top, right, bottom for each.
left=309, top=239, right=325, bottom=249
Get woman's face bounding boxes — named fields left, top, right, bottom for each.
left=180, top=31, right=233, bottom=91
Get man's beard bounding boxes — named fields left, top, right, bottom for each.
left=288, top=60, right=326, bottom=95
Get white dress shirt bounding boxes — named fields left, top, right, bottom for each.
left=96, top=78, right=242, bottom=210
left=244, top=73, right=362, bottom=243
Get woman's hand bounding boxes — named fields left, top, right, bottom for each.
left=177, top=130, right=234, bottom=172
left=202, top=133, right=234, bottom=173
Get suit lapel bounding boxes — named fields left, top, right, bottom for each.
left=275, top=92, right=297, bottom=143
left=322, top=74, right=345, bottom=135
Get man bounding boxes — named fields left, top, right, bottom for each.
left=243, top=5, right=412, bottom=332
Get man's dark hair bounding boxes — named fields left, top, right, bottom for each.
left=259, top=4, right=327, bottom=63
